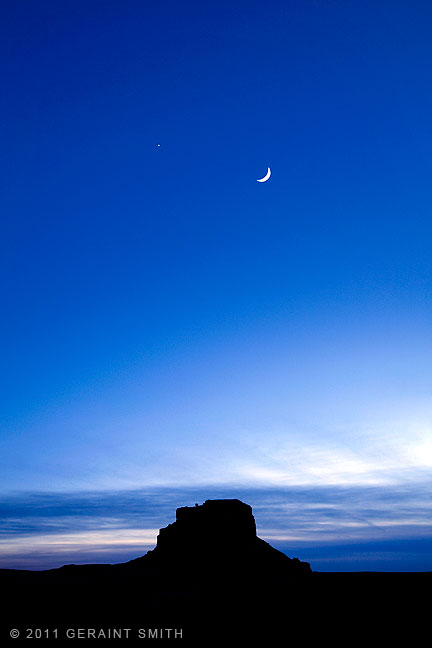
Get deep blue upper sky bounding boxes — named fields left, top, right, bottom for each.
left=1, top=1, right=432, bottom=570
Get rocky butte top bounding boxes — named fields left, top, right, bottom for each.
left=157, top=499, right=257, bottom=551
left=138, top=498, right=311, bottom=584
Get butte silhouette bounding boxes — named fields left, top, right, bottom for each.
left=1, top=498, right=428, bottom=645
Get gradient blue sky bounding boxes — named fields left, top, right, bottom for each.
left=1, top=1, right=432, bottom=571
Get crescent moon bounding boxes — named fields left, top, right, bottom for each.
left=257, top=167, right=271, bottom=182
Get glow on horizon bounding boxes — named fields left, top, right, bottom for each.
left=1, top=486, right=431, bottom=571
left=0, top=529, right=158, bottom=570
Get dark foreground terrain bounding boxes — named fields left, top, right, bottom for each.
left=2, top=500, right=429, bottom=645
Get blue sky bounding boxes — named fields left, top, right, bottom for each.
left=1, top=1, right=432, bottom=570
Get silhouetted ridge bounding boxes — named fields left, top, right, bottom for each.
left=0, top=499, right=311, bottom=588
left=127, top=498, right=311, bottom=586
left=1, top=499, right=428, bottom=645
